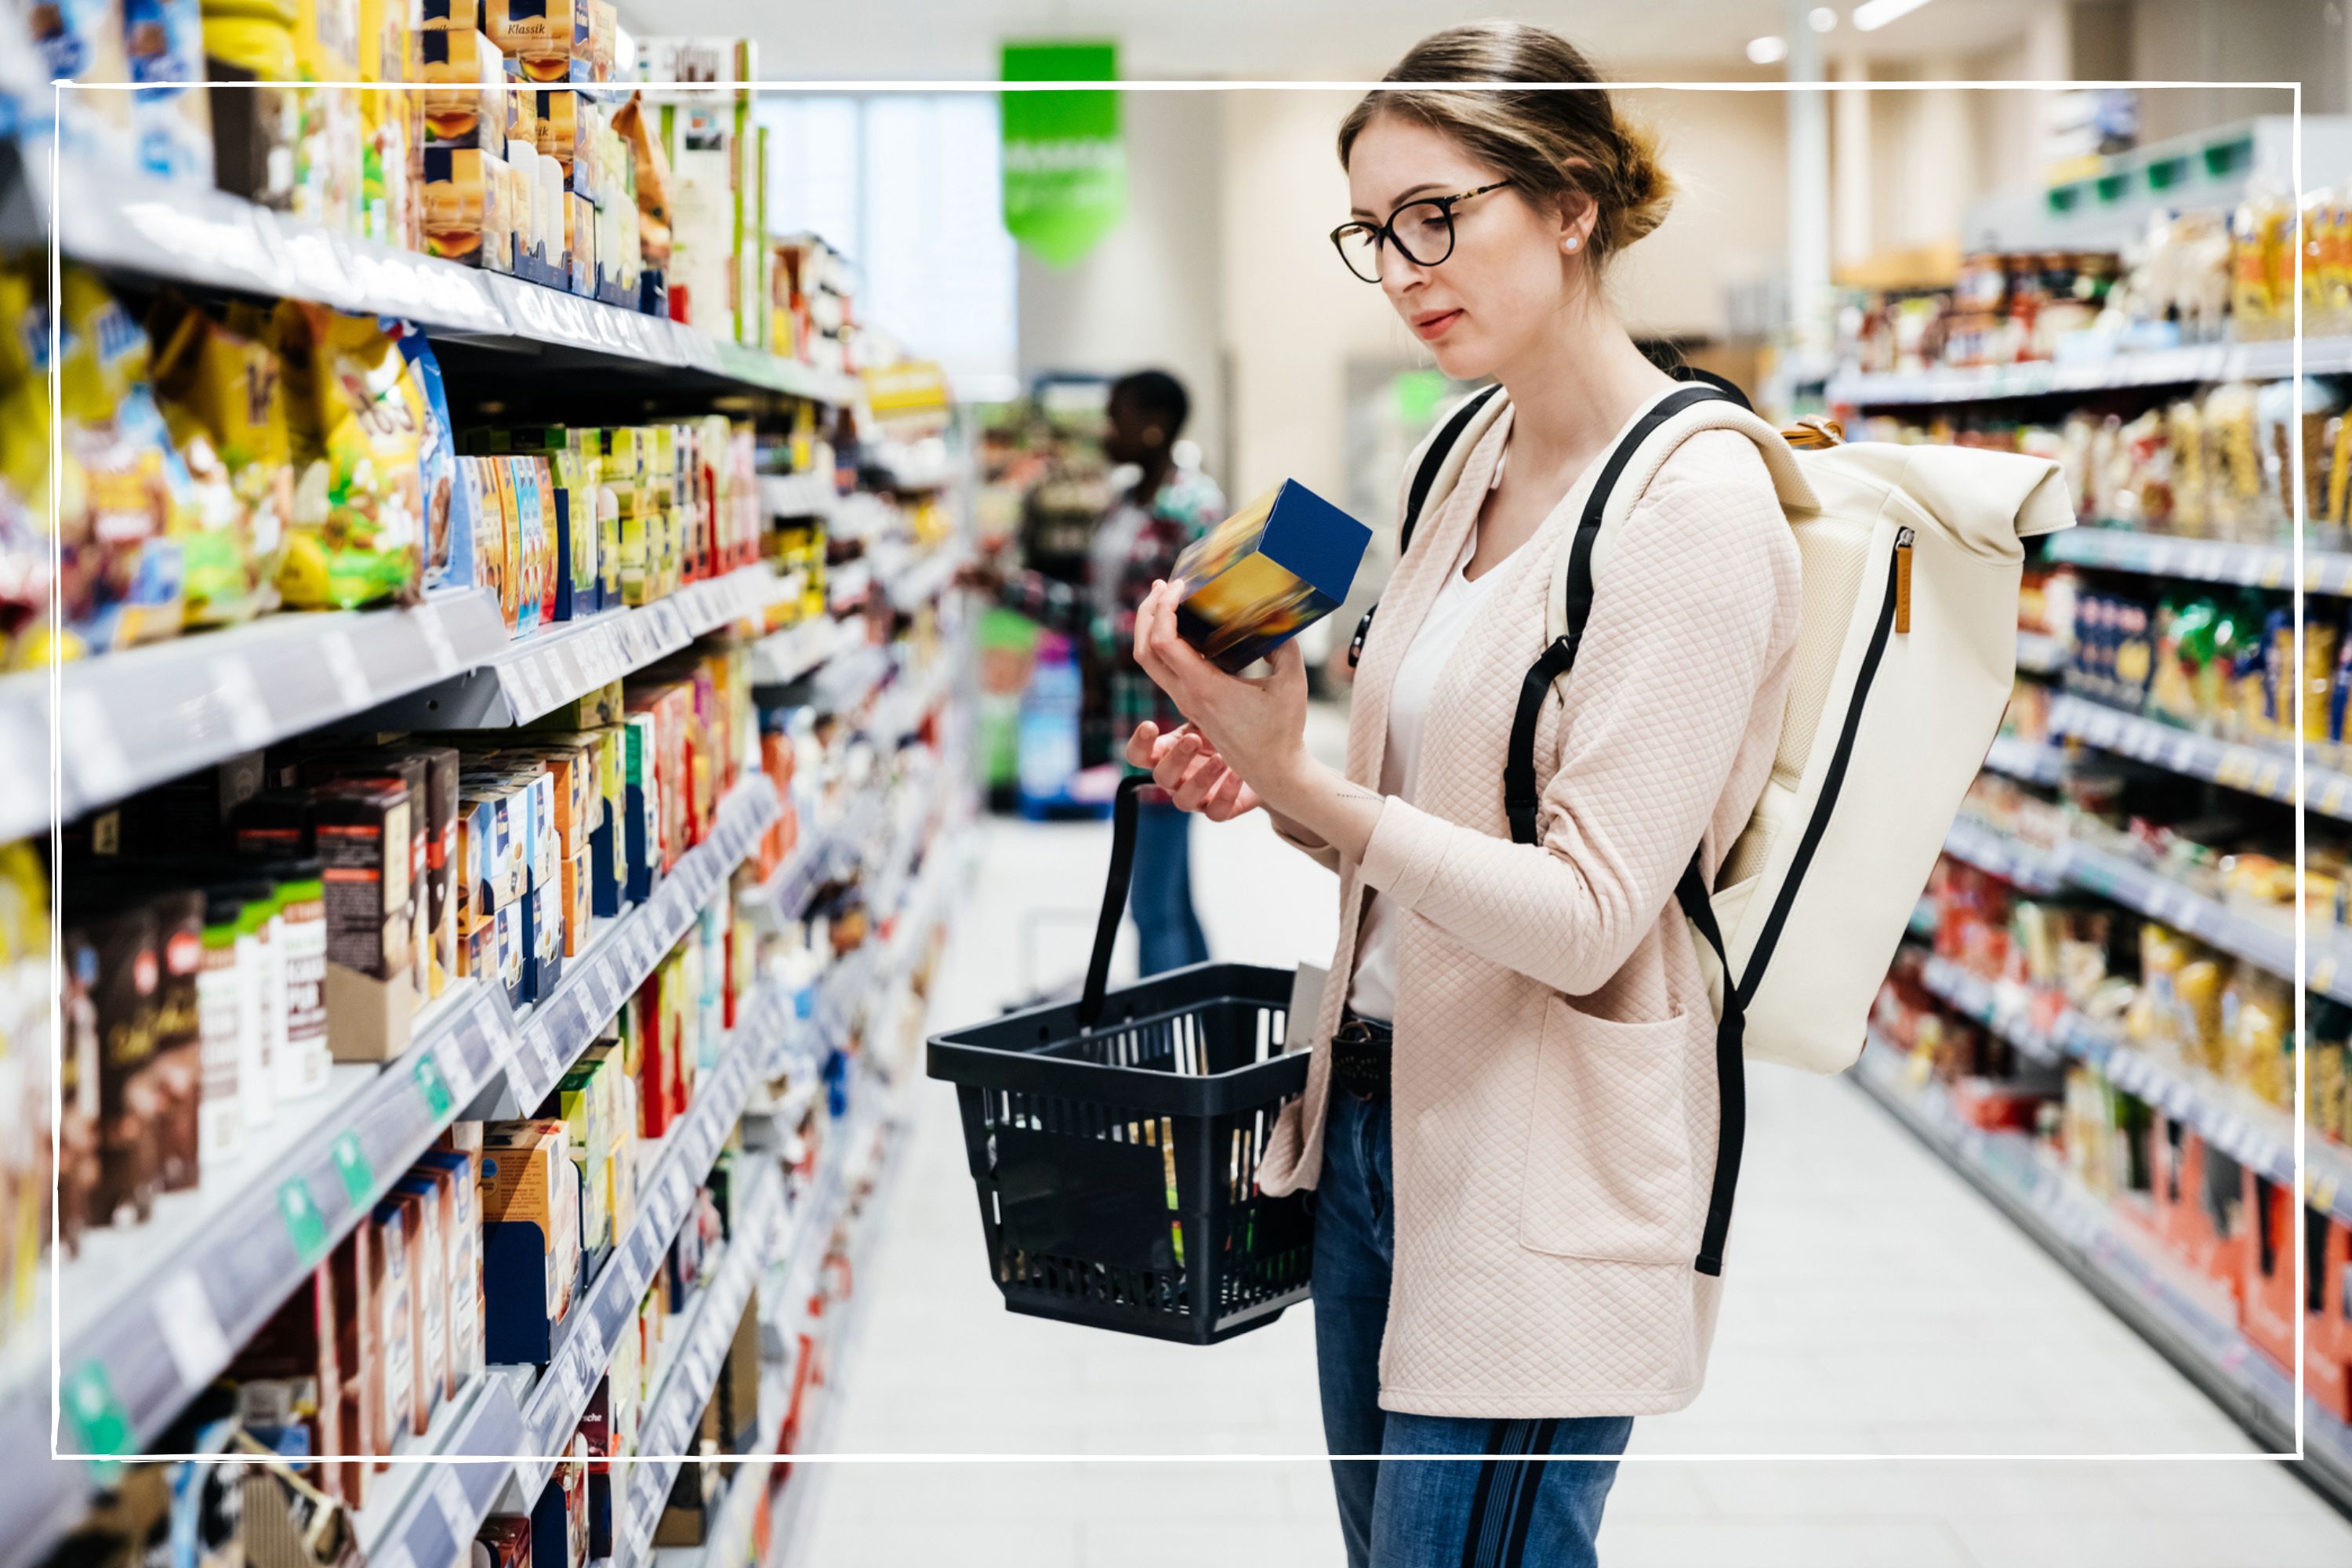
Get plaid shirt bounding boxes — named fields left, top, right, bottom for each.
left=1002, top=466, right=1228, bottom=748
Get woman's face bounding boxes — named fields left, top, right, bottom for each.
left=1344, top=114, right=1588, bottom=382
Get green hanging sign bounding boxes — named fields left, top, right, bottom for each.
left=1000, top=42, right=1127, bottom=267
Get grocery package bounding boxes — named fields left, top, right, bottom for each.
left=274, top=302, right=426, bottom=609
left=1169, top=481, right=1371, bottom=674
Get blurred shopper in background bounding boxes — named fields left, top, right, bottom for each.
left=967, top=370, right=1226, bottom=974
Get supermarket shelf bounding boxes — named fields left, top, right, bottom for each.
left=805, top=644, right=894, bottom=718
left=510, top=1004, right=774, bottom=1501
left=1825, top=336, right=2352, bottom=408
left=2056, top=838, right=2352, bottom=1006
left=0, top=781, right=782, bottom=1563
left=355, top=1369, right=532, bottom=1568
left=618, top=1163, right=791, bottom=1565
left=1984, top=734, right=2068, bottom=789
left=0, top=562, right=788, bottom=839
left=0, top=976, right=514, bottom=1568
left=1917, top=960, right=2352, bottom=1225
left=1943, top=816, right=2070, bottom=896
left=2014, top=630, right=2067, bottom=677
left=760, top=474, right=842, bottom=520
left=2048, top=694, right=2352, bottom=823
left=877, top=542, right=972, bottom=614
left=360, top=565, right=791, bottom=731
left=747, top=616, right=852, bottom=689
left=0, top=588, right=507, bottom=840
left=505, top=778, right=781, bottom=1112
left=34, top=150, right=858, bottom=405
left=1918, top=957, right=2066, bottom=1068
left=358, top=978, right=793, bottom=1558
left=2051, top=1011, right=2352, bottom=1229
left=2045, top=527, right=2352, bottom=597
left=1852, top=1040, right=2352, bottom=1512
left=768, top=1092, right=905, bottom=1568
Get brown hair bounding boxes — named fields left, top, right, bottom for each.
left=1338, top=23, right=1673, bottom=267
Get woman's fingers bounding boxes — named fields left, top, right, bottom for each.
left=1203, top=767, right=1247, bottom=821
left=1151, top=730, right=1205, bottom=794
left=1125, top=720, right=1162, bottom=770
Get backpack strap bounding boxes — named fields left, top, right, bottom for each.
left=1499, top=373, right=1751, bottom=1279
left=1346, top=383, right=1505, bottom=670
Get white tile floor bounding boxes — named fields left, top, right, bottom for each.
left=795, top=715, right=2352, bottom=1566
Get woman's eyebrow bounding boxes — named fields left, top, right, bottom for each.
left=1349, top=182, right=1451, bottom=219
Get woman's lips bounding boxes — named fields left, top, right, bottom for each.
left=1413, top=309, right=1463, bottom=341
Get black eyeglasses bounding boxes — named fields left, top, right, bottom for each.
left=1330, top=182, right=1513, bottom=284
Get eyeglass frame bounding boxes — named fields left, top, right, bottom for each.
left=1329, top=181, right=1515, bottom=284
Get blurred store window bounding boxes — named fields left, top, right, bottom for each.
left=761, top=93, right=1021, bottom=402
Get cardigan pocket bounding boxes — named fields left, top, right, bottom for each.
left=1517, top=997, right=1699, bottom=1266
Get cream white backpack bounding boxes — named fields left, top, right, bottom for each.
left=1352, top=376, right=2076, bottom=1273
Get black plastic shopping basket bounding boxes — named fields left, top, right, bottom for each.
left=927, top=775, right=1316, bottom=1344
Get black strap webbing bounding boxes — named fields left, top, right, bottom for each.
left=1678, top=856, right=1746, bottom=1277
left=1501, top=373, right=1754, bottom=1276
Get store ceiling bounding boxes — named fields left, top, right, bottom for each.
left=630, top=1, right=2053, bottom=81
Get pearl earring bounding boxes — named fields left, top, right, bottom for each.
left=1564, top=236, right=1581, bottom=252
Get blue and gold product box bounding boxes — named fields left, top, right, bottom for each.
left=1171, top=480, right=1372, bottom=674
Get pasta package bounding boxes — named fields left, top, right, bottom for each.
left=149, top=299, right=292, bottom=625
left=274, top=303, right=425, bottom=609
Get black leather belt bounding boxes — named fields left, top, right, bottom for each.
left=1330, top=1013, right=1393, bottom=1101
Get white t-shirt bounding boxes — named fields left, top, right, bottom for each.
left=1346, top=449, right=1519, bottom=1022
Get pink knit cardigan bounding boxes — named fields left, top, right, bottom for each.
left=1259, top=388, right=1802, bottom=1418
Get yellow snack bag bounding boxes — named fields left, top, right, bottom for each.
left=276, top=303, right=426, bottom=608
left=150, top=299, right=293, bottom=626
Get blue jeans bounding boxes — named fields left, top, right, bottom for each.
left=1313, top=1085, right=1632, bottom=1568
left=1129, top=799, right=1208, bottom=976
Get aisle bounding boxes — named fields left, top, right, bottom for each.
left=800, top=742, right=2352, bottom=1566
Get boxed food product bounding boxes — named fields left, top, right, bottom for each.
left=1171, top=481, right=1371, bottom=674
left=488, top=0, right=580, bottom=83
left=123, top=0, right=215, bottom=183
left=313, top=780, right=412, bottom=986
left=620, top=711, right=660, bottom=899
left=419, top=26, right=506, bottom=154
left=392, top=1168, right=458, bottom=1411
left=394, top=325, right=468, bottom=601
left=327, top=1226, right=379, bottom=1504
left=375, top=1185, right=439, bottom=1434
left=414, top=1149, right=484, bottom=1382
left=481, top=1120, right=576, bottom=1362
left=366, top=1199, right=416, bottom=1457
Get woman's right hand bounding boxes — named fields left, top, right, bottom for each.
left=1125, top=720, right=1266, bottom=822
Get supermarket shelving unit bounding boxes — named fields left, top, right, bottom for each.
left=1854, top=1039, right=2352, bottom=1506
left=2, top=135, right=985, bottom=1568
left=1826, top=159, right=2352, bottom=1496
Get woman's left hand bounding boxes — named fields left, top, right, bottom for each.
left=1132, top=578, right=1312, bottom=805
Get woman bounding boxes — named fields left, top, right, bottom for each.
left=1126, top=24, right=1801, bottom=1568
left=980, top=369, right=1226, bottom=974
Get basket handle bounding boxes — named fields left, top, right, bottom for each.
left=1077, top=774, right=1151, bottom=1029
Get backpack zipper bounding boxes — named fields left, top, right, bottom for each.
left=1733, top=532, right=1902, bottom=1006
left=1894, top=527, right=1915, bottom=634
